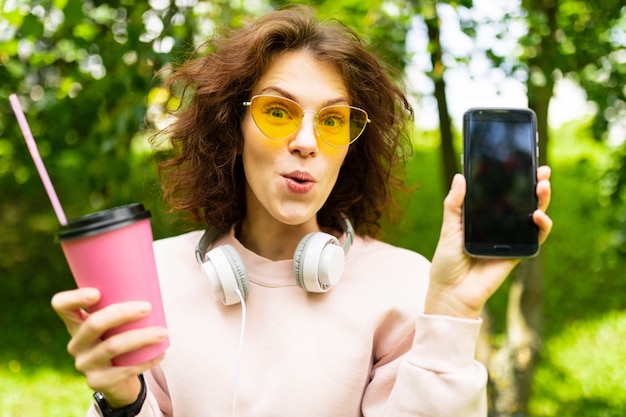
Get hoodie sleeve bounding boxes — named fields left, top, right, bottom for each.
left=384, top=314, right=487, bottom=416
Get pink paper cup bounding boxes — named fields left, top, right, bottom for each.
left=57, top=204, right=169, bottom=366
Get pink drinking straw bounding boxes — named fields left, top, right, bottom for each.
left=9, top=94, right=68, bottom=226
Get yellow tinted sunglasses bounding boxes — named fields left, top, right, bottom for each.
left=243, top=95, right=370, bottom=148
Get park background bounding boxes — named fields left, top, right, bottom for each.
left=1, top=0, right=625, bottom=416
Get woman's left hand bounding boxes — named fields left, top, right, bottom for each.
left=425, top=165, right=553, bottom=319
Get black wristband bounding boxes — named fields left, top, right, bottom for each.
left=93, top=374, right=147, bottom=417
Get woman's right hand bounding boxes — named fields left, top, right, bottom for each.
left=51, top=287, right=167, bottom=408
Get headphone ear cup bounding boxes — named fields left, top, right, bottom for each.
left=293, top=232, right=345, bottom=293
left=293, top=233, right=314, bottom=290
left=201, top=244, right=249, bottom=305
left=221, top=245, right=250, bottom=299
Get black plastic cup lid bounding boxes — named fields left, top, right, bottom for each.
left=57, top=203, right=151, bottom=241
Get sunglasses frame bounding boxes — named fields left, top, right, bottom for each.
left=243, top=94, right=371, bottom=148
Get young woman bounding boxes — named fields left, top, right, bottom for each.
left=52, top=6, right=552, bottom=416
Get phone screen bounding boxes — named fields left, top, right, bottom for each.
left=463, top=108, right=539, bottom=258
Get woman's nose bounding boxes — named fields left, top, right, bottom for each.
left=288, top=111, right=319, bottom=156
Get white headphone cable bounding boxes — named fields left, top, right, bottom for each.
left=232, top=288, right=247, bottom=417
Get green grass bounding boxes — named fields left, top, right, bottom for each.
left=0, top=367, right=91, bottom=416
left=2, top=122, right=625, bottom=415
left=530, top=311, right=626, bottom=416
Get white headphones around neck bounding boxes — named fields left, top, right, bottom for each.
left=195, top=218, right=355, bottom=305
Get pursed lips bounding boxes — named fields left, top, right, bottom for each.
left=282, top=170, right=316, bottom=193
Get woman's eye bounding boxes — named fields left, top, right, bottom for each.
left=269, top=108, right=287, bottom=119
left=320, top=114, right=345, bottom=128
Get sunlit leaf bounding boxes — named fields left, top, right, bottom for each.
left=73, top=23, right=99, bottom=41
left=148, top=87, right=169, bottom=105
left=2, top=58, right=26, bottom=78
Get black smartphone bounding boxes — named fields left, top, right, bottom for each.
left=462, top=108, right=539, bottom=258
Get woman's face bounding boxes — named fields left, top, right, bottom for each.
left=241, top=50, right=350, bottom=227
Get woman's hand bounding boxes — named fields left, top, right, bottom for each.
left=425, top=165, right=553, bottom=319
left=51, top=288, right=167, bottom=407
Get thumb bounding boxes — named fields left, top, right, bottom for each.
left=441, top=174, right=465, bottom=231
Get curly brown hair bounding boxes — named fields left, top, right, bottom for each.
left=154, top=5, right=413, bottom=237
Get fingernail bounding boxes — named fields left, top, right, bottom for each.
left=136, top=302, right=151, bottom=314
left=82, top=288, right=100, bottom=302
left=155, top=328, right=168, bottom=339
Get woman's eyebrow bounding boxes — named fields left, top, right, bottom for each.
left=259, top=86, right=295, bottom=100
left=258, top=86, right=349, bottom=107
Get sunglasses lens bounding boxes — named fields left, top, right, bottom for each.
left=325, top=107, right=369, bottom=147
left=250, top=96, right=302, bottom=139
left=317, top=107, right=352, bottom=147
left=317, top=106, right=369, bottom=147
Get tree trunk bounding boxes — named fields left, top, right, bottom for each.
left=425, top=10, right=459, bottom=187
left=488, top=257, right=543, bottom=417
